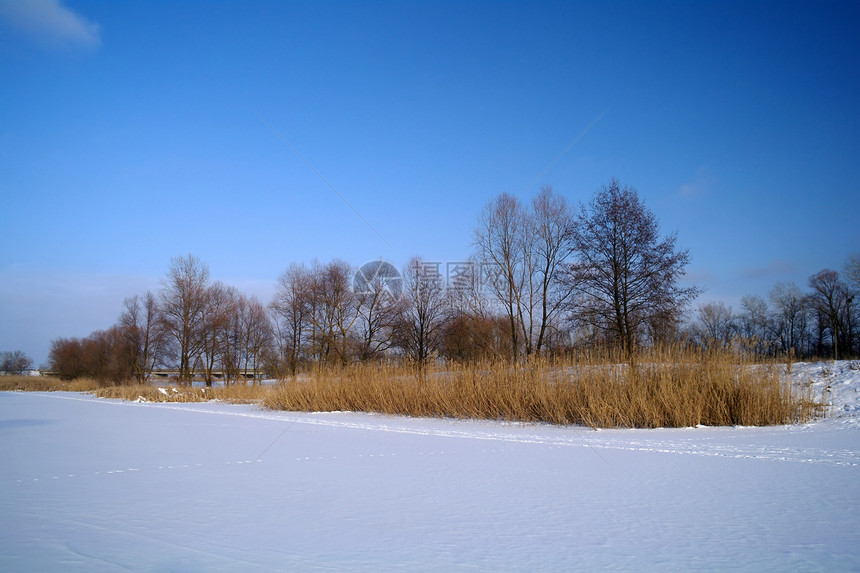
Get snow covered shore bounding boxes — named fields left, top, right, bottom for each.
left=2, top=362, right=859, bottom=571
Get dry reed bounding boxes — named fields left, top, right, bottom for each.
left=1, top=347, right=823, bottom=428
left=0, top=375, right=99, bottom=392
left=93, top=383, right=265, bottom=403
left=264, top=347, right=821, bottom=428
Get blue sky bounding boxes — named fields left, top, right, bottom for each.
left=2, top=0, right=858, bottom=365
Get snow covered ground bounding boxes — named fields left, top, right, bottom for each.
left=2, top=362, right=859, bottom=571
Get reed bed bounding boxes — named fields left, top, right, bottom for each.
left=264, top=347, right=821, bottom=428
left=0, top=374, right=264, bottom=403
left=93, top=383, right=265, bottom=403
left=2, top=347, right=823, bottom=427
left=0, top=375, right=99, bottom=392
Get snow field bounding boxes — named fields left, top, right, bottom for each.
left=1, top=362, right=859, bottom=571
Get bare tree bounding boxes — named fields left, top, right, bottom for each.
left=236, top=295, right=273, bottom=381
left=221, top=291, right=244, bottom=384
left=49, top=328, right=135, bottom=383
left=1, top=350, right=33, bottom=374
left=768, top=282, right=810, bottom=357
left=271, top=263, right=314, bottom=377
left=160, top=254, right=210, bottom=384
left=732, top=294, right=769, bottom=356
left=694, top=301, right=735, bottom=348
left=119, top=291, right=168, bottom=383
left=473, top=186, right=576, bottom=359
left=308, top=260, right=359, bottom=365
left=198, top=281, right=237, bottom=386
left=474, top=192, right=528, bottom=359
left=353, top=262, right=399, bottom=362
left=530, top=186, right=578, bottom=355
left=393, top=258, right=448, bottom=364
left=90, top=326, right=137, bottom=383
left=572, top=179, right=699, bottom=353
left=809, top=269, right=854, bottom=359
left=846, top=255, right=860, bottom=357
left=49, top=338, right=84, bottom=380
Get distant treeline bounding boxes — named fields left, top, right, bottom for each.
left=0, top=350, right=32, bottom=375
left=47, top=179, right=860, bottom=384
left=690, top=267, right=858, bottom=359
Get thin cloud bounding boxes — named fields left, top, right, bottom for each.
left=679, top=166, right=715, bottom=198
left=682, top=269, right=717, bottom=284
left=741, top=261, right=794, bottom=280
left=0, top=0, right=100, bottom=51
left=0, top=267, right=160, bottom=366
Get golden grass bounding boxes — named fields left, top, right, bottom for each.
left=0, top=375, right=264, bottom=404
left=263, top=347, right=822, bottom=428
left=0, top=375, right=99, bottom=392
left=1, top=347, right=824, bottom=428
left=93, top=383, right=266, bottom=403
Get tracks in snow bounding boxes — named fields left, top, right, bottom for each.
left=28, top=392, right=860, bottom=468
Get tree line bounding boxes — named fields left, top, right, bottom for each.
left=690, top=259, right=859, bottom=359
left=46, top=179, right=859, bottom=383
left=0, top=350, right=33, bottom=375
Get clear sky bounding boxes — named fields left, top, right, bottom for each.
left=2, top=0, right=859, bottom=366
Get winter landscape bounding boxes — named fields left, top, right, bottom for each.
left=3, top=2, right=859, bottom=571
left=2, top=361, right=859, bottom=572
